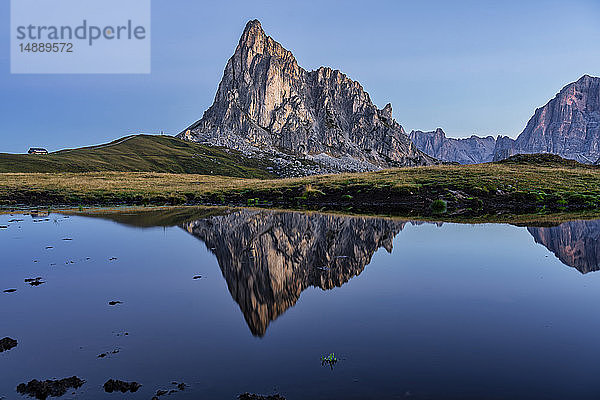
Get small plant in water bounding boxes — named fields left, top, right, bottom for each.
left=320, top=353, right=338, bottom=369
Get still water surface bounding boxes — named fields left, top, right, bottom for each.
left=1, top=208, right=600, bottom=399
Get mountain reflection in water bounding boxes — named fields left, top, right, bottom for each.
left=527, top=220, right=600, bottom=274
left=180, top=211, right=600, bottom=335
left=78, top=208, right=600, bottom=336
left=182, top=210, right=413, bottom=336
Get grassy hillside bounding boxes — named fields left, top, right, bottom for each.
left=1, top=154, right=600, bottom=220
left=0, top=135, right=275, bottom=178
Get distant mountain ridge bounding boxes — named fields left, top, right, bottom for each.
left=411, top=75, right=600, bottom=164
left=409, top=128, right=497, bottom=164
left=178, top=20, right=435, bottom=174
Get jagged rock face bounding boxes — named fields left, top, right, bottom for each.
left=409, top=128, right=497, bottom=164
left=493, top=75, right=600, bottom=163
left=178, top=20, right=435, bottom=174
left=182, top=210, right=407, bottom=336
left=491, top=135, right=517, bottom=161
left=527, top=220, right=600, bottom=274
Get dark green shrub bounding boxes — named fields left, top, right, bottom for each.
left=430, top=199, right=447, bottom=214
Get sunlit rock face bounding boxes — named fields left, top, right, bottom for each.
left=493, top=75, right=600, bottom=163
left=178, top=20, right=435, bottom=175
left=528, top=220, right=600, bottom=273
left=182, top=210, right=407, bottom=336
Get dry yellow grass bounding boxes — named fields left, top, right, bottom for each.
left=1, top=155, right=599, bottom=220
left=1, top=161, right=598, bottom=194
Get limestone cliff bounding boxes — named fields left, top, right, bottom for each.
left=178, top=20, right=435, bottom=175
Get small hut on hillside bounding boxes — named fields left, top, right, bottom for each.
left=28, top=148, right=48, bottom=155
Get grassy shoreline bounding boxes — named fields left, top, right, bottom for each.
left=4, top=205, right=600, bottom=226
left=1, top=155, right=600, bottom=222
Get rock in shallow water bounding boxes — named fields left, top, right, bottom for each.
left=16, top=376, right=84, bottom=399
left=0, top=337, right=17, bottom=352
left=24, top=277, right=44, bottom=287
left=238, top=393, right=286, bottom=400
left=103, top=379, right=141, bottom=393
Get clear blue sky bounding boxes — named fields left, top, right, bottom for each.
left=1, top=0, right=599, bottom=153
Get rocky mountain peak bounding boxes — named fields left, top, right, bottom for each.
left=236, top=19, right=298, bottom=73
left=492, top=74, right=600, bottom=162
left=578, top=74, right=595, bottom=84
left=178, top=20, right=435, bottom=175
left=241, top=19, right=262, bottom=37
left=238, top=19, right=269, bottom=53
left=380, top=103, right=393, bottom=121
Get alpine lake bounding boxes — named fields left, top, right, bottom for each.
left=2, top=207, right=600, bottom=399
